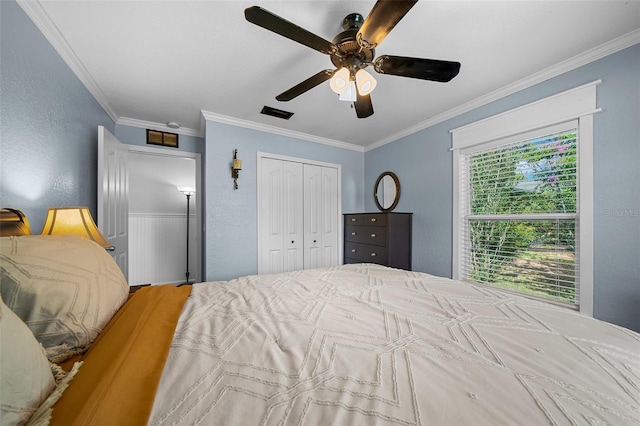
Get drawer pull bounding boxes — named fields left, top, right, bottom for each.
left=351, top=218, right=357, bottom=222
left=371, top=218, right=377, bottom=222
left=351, top=232, right=357, bottom=236
left=370, top=253, right=377, bottom=257
left=351, top=249, right=356, bottom=253
left=371, top=233, right=376, bottom=238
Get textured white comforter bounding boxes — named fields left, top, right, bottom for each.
left=150, top=264, right=640, bottom=425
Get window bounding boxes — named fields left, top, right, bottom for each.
left=451, top=81, right=598, bottom=313
left=459, top=123, right=578, bottom=304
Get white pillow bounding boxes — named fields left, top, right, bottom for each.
left=0, top=235, right=128, bottom=362
left=0, top=297, right=55, bottom=426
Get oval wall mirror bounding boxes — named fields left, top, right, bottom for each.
left=374, top=171, right=400, bottom=212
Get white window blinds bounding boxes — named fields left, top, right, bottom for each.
left=459, top=124, right=579, bottom=305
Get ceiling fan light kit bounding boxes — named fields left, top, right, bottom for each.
left=339, top=80, right=357, bottom=103
left=329, top=67, right=350, bottom=94
left=330, top=68, right=377, bottom=101
left=245, top=0, right=460, bottom=118
left=355, top=69, right=377, bottom=96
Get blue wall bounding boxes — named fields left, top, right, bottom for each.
left=365, top=44, right=640, bottom=332
left=0, top=1, right=115, bottom=232
left=203, top=121, right=364, bottom=281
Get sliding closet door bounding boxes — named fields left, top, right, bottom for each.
left=259, top=158, right=303, bottom=274
left=321, top=166, right=339, bottom=267
left=303, top=164, right=322, bottom=268
left=258, top=154, right=340, bottom=275
left=303, top=165, right=338, bottom=269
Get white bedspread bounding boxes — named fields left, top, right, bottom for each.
left=150, top=264, right=640, bottom=425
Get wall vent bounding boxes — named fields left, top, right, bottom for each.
left=260, top=106, right=294, bottom=120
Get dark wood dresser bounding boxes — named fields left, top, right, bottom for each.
left=344, top=213, right=412, bottom=270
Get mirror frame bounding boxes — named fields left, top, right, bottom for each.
left=374, top=171, right=400, bottom=212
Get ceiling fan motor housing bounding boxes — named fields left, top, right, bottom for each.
left=330, top=13, right=374, bottom=73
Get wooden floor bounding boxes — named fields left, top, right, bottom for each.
left=129, top=284, right=151, bottom=294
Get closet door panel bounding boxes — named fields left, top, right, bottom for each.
left=283, top=161, right=304, bottom=272
left=303, top=164, right=322, bottom=269
left=260, top=158, right=284, bottom=274
left=321, top=166, right=339, bottom=267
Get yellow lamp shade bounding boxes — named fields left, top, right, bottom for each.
left=40, top=207, right=112, bottom=249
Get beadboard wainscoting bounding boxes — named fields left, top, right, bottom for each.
left=128, top=213, right=197, bottom=286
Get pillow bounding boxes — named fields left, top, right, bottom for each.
left=0, top=296, right=55, bottom=426
left=0, top=235, right=128, bottom=362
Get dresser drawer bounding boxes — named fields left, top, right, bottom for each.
left=345, top=225, right=387, bottom=246
left=345, top=242, right=388, bottom=263
left=344, top=214, right=364, bottom=225
left=362, top=214, right=386, bottom=227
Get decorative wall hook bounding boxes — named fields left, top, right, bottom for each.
left=231, top=149, right=242, bottom=190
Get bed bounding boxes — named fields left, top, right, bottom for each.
left=1, top=234, right=639, bottom=426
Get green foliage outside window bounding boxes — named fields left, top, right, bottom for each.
left=466, top=132, right=577, bottom=302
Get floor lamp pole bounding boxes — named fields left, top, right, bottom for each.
left=185, top=193, right=191, bottom=284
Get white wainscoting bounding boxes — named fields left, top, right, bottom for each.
left=128, top=213, right=197, bottom=286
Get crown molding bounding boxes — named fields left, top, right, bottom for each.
left=116, top=117, right=203, bottom=138
left=200, top=110, right=364, bottom=152
left=17, top=0, right=119, bottom=124
left=365, top=29, right=640, bottom=152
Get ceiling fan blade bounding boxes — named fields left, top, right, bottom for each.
left=245, top=6, right=335, bottom=55
left=357, top=0, right=417, bottom=48
left=276, top=70, right=335, bottom=101
left=354, top=93, right=374, bottom=119
left=374, top=55, right=461, bottom=82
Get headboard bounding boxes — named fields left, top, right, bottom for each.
left=0, top=208, right=32, bottom=236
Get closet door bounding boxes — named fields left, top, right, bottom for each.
left=283, top=161, right=304, bottom=271
left=303, top=164, right=322, bottom=268
left=259, top=158, right=303, bottom=274
left=303, top=164, right=339, bottom=269
left=320, top=166, right=339, bottom=267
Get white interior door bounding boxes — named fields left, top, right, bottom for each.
left=259, top=158, right=303, bottom=274
left=303, top=164, right=322, bottom=269
left=304, top=164, right=339, bottom=269
left=321, top=166, right=339, bottom=267
left=97, top=126, right=129, bottom=279
left=283, top=160, right=304, bottom=272
left=258, top=153, right=341, bottom=275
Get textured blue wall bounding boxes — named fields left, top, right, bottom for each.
left=365, top=44, right=640, bottom=332
left=0, top=1, right=115, bottom=232
left=204, top=121, right=364, bottom=281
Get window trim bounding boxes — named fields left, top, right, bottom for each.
left=451, top=81, right=599, bottom=315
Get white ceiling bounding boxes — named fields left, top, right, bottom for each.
left=19, top=1, right=640, bottom=150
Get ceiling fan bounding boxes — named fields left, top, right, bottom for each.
left=245, top=0, right=461, bottom=119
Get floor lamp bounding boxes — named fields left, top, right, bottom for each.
left=177, top=187, right=195, bottom=284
